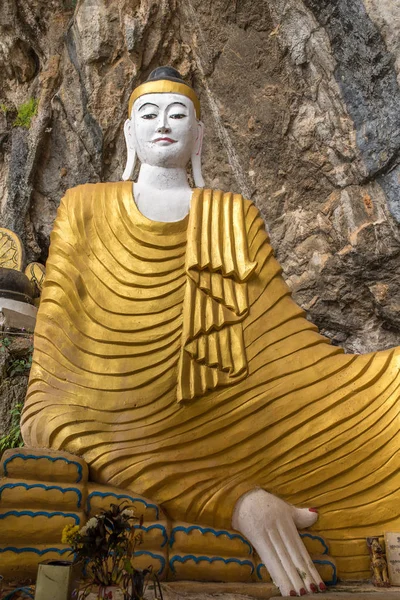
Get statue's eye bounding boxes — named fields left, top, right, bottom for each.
left=141, top=113, right=157, bottom=120
left=170, top=113, right=186, bottom=119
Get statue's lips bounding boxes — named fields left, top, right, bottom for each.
left=153, top=137, right=177, bottom=144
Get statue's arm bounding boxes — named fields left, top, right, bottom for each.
left=232, top=204, right=326, bottom=596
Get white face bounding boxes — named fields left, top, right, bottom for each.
left=127, top=93, right=200, bottom=168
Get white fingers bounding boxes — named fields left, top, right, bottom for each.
left=292, top=506, right=319, bottom=529
left=251, top=528, right=299, bottom=597
left=280, top=517, right=325, bottom=594
left=268, top=526, right=309, bottom=595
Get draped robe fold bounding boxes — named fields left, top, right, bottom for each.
left=22, top=181, right=400, bottom=577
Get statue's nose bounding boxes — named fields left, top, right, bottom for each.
left=157, top=123, right=171, bottom=134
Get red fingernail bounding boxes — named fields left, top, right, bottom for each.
left=319, top=582, right=327, bottom=591
left=290, top=591, right=297, bottom=597
left=309, top=507, right=318, bottom=513
left=300, top=588, right=307, bottom=596
left=310, top=583, right=318, bottom=592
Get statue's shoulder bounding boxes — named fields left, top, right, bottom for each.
left=63, top=181, right=126, bottom=203
left=200, top=189, right=267, bottom=246
left=208, top=189, right=262, bottom=225
left=210, top=190, right=269, bottom=248
left=56, top=182, right=129, bottom=225
left=206, top=188, right=257, bottom=210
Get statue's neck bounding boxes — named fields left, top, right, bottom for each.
left=133, top=164, right=192, bottom=223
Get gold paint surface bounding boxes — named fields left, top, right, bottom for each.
left=21, top=182, right=400, bottom=579
left=170, top=553, right=254, bottom=582
left=171, top=523, right=252, bottom=557
left=0, top=227, right=23, bottom=270
left=0, top=446, right=88, bottom=483
left=0, top=512, right=85, bottom=544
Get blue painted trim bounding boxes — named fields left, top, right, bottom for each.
left=134, top=550, right=165, bottom=575
left=300, top=532, right=329, bottom=555
left=0, top=482, right=82, bottom=508
left=169, top=554, right=254, bottom=574
left=3, top=454, right=83, bottom=483
left=256, top=558, right=337, bottom=585
left=256, top=562, right=265, bottom=580
left=0, top=547, right=71, bottom=556
left=0, top=510, right=80, bottom=525
left=134, top=524, right=168, bottom=548
left=86, top=492, right=159, bottom=519
left=3, top=587, right=34, bottom=600
left=170, top=525, right=252, bottom=555
left=312, top=559, right=337, bottom=586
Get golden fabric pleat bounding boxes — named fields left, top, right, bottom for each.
left=21, top=182, right=400, bottom=580
left=178, top=190, right=257, bottom=401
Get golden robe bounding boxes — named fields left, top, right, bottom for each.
left=22, top=182, right=400, bottom=578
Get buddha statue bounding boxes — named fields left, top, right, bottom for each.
left=5, top=66, right=399, bottom=596
left=0, top=227, right=41, bottom=329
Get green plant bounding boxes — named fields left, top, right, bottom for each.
left=7, top=350, right=33, bottom=377
left=0, top=103, right=8, bottom=114
left=0, top=337, right=11, bottom=350
left=122, top=565, right=162, bottom=600
left=62, top=503, right=154, bottom=599
left=13, top=98, right=38, bottom=128
left=0, top=402, right=24, bottom=453
left=0, top=334, right=34, bottom=377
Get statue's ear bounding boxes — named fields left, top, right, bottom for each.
left=122, top=119, right=137, bottom=181
left=191, top=120, right=205, bottom=188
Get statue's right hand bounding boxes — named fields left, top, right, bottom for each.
left=232, top=489, right=326, bottom=597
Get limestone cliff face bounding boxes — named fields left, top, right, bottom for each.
left=1, top=0, right=400, bottom=353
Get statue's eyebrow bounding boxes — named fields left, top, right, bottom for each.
left=168, top=102, right=188, bottom=109
left=138, top=102, right=158, bottom=111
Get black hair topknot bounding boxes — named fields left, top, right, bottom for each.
left=146, top=66, right=193, bottom=88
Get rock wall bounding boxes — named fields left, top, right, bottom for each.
left=1, top=0, right=400, bottom=353
left=0, top=336, right=32, bottom=439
